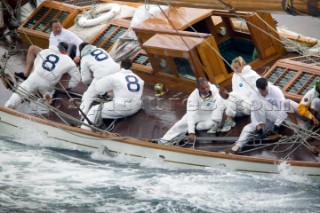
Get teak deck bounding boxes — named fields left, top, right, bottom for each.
left=1, top=0, right=320, bottom=164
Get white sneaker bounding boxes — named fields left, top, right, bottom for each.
left=220, top=120, right=236, bottom=132
left=158, top=139, right=171, bottom=145
left=231, top=145, right=240, bottom=153
left=207, top=124, right=219, bottom=134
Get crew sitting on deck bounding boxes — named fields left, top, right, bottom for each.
left=230, top=78, right=297, bottom=154
left=81, top=58, right=144, bottom=131
left=78, top=42, right=120, bottom=116
left=5, top=42, right=81, bottom=109
left=297, top=80, right=320, bottom=126
left=207, top=56, right=260, bottom=133
left=207, top=87, right=251, bottom=134
left=159, top=77, right=221, bottom=144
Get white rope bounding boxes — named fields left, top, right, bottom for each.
left=157, top=0, right=320, bottom=157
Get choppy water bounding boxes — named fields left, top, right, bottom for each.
left=0, top=135, right=320, bottom=213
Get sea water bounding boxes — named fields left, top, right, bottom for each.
left=0, top=135, right=319, bottom=213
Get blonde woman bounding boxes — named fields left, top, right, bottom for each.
left=208, top=56, right=260, bottom=133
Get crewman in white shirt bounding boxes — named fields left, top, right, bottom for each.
left=79, top=42, right=120, bottom=115
left=20, top=19, right=83, bottom=79
left=231, top=78, right=296, bottom=153
left=81, top=58, right=144, bottom=130
left=5, top=43, right=81, bottom=109
left=160, top=78, right=221, bottom=144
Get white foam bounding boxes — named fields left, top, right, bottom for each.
left=1, top=138, right=319, bottom=212
left=276, top=161, right=312, bottom=184
left=13, top=120, right=56, bottom=147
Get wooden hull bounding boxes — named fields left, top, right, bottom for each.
left=1, top=105, right=320, bottom=179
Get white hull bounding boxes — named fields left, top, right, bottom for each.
left=1, top=106, right=320, bottom=179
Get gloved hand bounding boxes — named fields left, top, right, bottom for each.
left=256, top=128, right=265, bottom=139
left=271, top=125, right=280, bottom=134
left=99, top=93, right=109, bottom=99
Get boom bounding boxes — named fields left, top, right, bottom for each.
left=120, top=0, right=320, bottom=17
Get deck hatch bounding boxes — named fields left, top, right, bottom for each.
left=18, top=1, right=83, bottom=48
left=24, top=7, right=49, bottom=29
left=24, top=8, right=70, bottom=32
left=287, top=73, right=313, bottom=94
left=133, top=53, right=151, bottom=67
left=264, top=55, right=320, bottom=102
left=90, top=20, right=130, bottom=52
left=35, top=9, right=60, bottom=31
left=101, top=27, right=127, bottom=51
left=292, top=55, right=320, bottom=65
left=93, top=25, right=118, bottom=48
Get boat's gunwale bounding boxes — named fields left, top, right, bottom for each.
left=1, top=105, right=319, bottom=168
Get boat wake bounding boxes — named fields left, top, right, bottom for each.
left=0, top=136, right=320, bottom=212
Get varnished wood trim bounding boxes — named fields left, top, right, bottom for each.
left=1, top=106, right=320, bottom=168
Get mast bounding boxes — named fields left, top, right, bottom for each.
left=120, top=0, right=320, bottom=17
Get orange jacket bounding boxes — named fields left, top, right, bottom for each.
left=297, top=88, right=318, bottom=120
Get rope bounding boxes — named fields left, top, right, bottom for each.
left=156, top=5, right=214, bottom=78
left=159, top=3, right=233, bottom=69
left=158, top=1, right=288, bottom=117
left=1, top=1, right=108, bottom=132
left=0, top=52, right=115, bottom=134
left=154, top=0, right=320, bottom=157
left=157, top=132, right=188, bottom=146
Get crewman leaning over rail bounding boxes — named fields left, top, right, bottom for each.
left=297, top=80, right=320, bottom=126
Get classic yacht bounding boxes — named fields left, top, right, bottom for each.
left=0, top=0, right=320, bottom=179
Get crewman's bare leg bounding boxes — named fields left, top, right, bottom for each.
left=23, top=45, right=41, bottom=77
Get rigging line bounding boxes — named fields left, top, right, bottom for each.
left=156, top=5, right=212, bottom=77
left=0, top=14, right=104, bottom=134
left=55, top=80, right=97, bottom=128
left=212, top=0, right=315, bottom=59
left=234, top=11, right=319, bottom=65
left=1, top=0, right=35, bottom=48
left=162, top=0, right=265, bottom=105
left=11, top=97, right=128, bottom=141
left=0, top=70, right=109, bottom=134
left=253, top=14, right=320, bottom=63
left=159, top=0, right=298, bottom=123
left=1, top=3, right=90, bottom=127
left=6, top=87, right=135, bottom=142
left=161, top=1, right=232, bottom=68
left=279, top=121, right=320, bottom=157
left=1, top=0, right=62, bottom=82
left=272, top=137, right=298, bottom=153
left=282, top=113, right=320, bottom=139
left=216, top=0, right=233, bottom=11
left=209, top=1, right=320, bottom=109
left=153, top=0, right=315, bottom=135
left=282, top=121, right=320, bottom=141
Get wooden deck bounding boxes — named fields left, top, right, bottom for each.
left=1, top=38, right=320, bottom=163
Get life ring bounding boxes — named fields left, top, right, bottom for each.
left=77, top=3, right=121, bottom=27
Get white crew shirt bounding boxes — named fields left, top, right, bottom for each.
left=232, top=65, right=261, bottom=102
left=49, top=28, right=83, bottom=57
left=186, top=83, right=219, bottom=134
left=80, top=45, right=120, bottom=85
left=95, top=68, right=144, bottom=106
